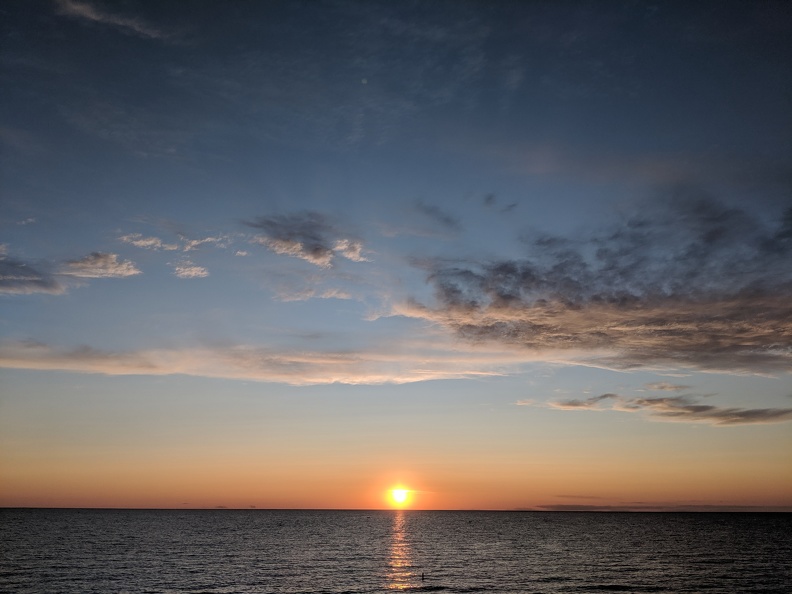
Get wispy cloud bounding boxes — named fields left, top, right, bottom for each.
left=54, top=0, right=169, bottom=40
left=547, top=392, right=792, bottom=426
left=119, top=233, right=179, bottom=251
left=59, top=252, right=141, bottom=278
left=482, top=193, right=517, bottom=213
left=120, top=232, right=229, bottom=253
left=0, top=339, right=528, bottom=386
left=396, top=194, right=792, bottom=374
left=277, top=287, right=352, bottom=302
left=548, top=393, right=619, bottom=410
left=246, top=212, right=368, bottom=268
left=171, top=260, right=209, bottom=279
left=614, top=395, right=792, bottom=425
left=181, top=235, right=228, bottom=252
left=0, top=256, right=63, bottom=295
left=415, top=200, right=460, bottom=232
left=645, top=382, right=691, bottom=392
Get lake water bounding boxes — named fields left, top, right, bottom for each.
left=1, top=509, right=790, bottom=593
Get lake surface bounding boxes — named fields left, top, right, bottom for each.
left=1, top=509, right=790, bottom=593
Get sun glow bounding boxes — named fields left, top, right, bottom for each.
left=388, top=487, right=411, bottom=508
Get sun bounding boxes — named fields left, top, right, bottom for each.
left=388, top=487, right=411, bottom=507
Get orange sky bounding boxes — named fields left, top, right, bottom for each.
left=3, top=404, right=790, bottom=510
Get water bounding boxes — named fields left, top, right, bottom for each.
left=1, top=509, right=790, bottom=593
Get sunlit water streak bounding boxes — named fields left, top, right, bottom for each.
left=387, top=510, right=420, bottom=591
left=1, top=509, right=790, bottom=593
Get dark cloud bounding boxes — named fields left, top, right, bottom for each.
left=549, top=393, right=792, bottom=426
left=0, top=256, right=63, bottom=295
left=399, top=193, right=792, bottom=373
left=245, top=212, right=367, bottom=268
left=415, top=200, right=461, bottom=231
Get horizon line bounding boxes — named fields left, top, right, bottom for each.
left=3, top=506, right=791, bottom=513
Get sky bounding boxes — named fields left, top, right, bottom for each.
left=1, top=0, right=791, bottom=511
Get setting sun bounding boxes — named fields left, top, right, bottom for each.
left=388, top=487, right=411, bottom=507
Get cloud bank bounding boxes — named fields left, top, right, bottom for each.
left=398, top=194, right=792, bottom=374
left=247, top=212, right=368, bottom=268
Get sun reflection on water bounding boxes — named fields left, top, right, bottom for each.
left=387, top=510, right=417, bottom=590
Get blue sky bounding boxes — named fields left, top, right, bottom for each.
left=1, top=0, right=791, bottom=509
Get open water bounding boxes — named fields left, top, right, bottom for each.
left=1, top=509, right=790, bottom=593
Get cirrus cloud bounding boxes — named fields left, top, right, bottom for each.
left=55, top=0, right=169, bottom=40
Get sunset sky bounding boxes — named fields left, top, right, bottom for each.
left=1, top=0, right=791, bottom=510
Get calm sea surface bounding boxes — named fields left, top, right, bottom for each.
left=1, top=509, right=790, bottom=593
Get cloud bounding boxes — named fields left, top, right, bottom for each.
left=548, top=392, right=792, bottom=426
left=172, top=261, right=209, bottom=279
left=120, top=232, right=229, bottom=253
left=645, top=382, right=691, bottom=392
left=254, top=237, right=334, bottom=267
left=54, top=0, right=168, bottom=40
left=0, top=256, right=64, bottom=295
left=548, top=393, right=619, bottom=410
left=277, top=287, right=352, bottom=302
left=614, top=395, right=792, bottom=426
left=2, top=250, right=140, bottom=294
left=396, top=194, right=792, bottom=374
left=415, top=200, right=460, bottom=231
left=181, top=235, right=228, bottom=252
left=333, top=239, right=368, bottom=262
left=246, top=212, right=368, bottom=268
left=482, top=193, right=517, bottom=213
left=119, top=233, right=179, bottom=251
left=60, top=252, right=141, bottom=278
left=0, top=339, right=529, bottom=386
